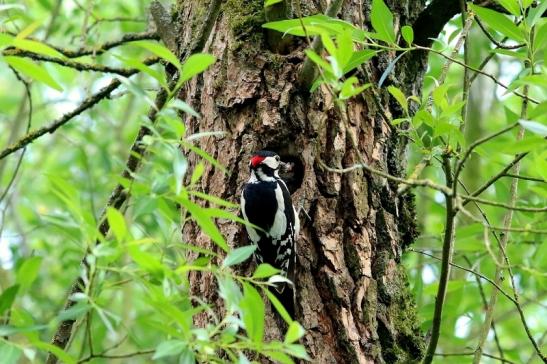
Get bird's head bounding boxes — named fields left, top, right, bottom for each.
left=249, top=150, right=286, bottom=180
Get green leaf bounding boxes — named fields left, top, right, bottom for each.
left=519, top=119, right=547, bottom=137
left=304, top=49, right=334, bottom=75
left=0, top=342, right=21, bottom=364
left=218, top=275, right=243, bottom=309
left=223, top=245, right=257, bottom=267
left=0, top=325, right=48, bottom=337
left=253, top=263, right=280, bottom=279
left=388, top=86, right=408, bottom=112
left=240, top=283, right=264, bottom=343
left=526, top=0, right=547, bottom=27
left=16, top=256, right=42, bottom=289
left=401, top=25, right=414, bottom=46
left=182, top=143, right=228, bottom=174
left=262, top=15, right=357, bottom=38
left=4, top=56, right=62, bottom=91
left=378, top=52, right=404, bottom=87
left=0, top=4, right=25, bottom=12
left=152, top=340, right=186, bottom=359
left=57, top=302, right=90, bottom=321
left=284, top=344, right=311, bottom=360
left=170, top=99, right=200, bottom=117
left=284, top=321, right=305, bottom=343
left=529, top=101, right=547, bottom=121
left=188, top=191, right=238, bottom=208
left=265, top=289, right=292, bottom=324
left=117, top=55, right=167, bottom=88
left=191, top=162, right=205, bottom=184
left=0, top=285, right=19, bottom=316
left=16, top=21, right=41, bottom=40
left=32, top=340, right=76, bottom=364
left=132, top=40, right=182, bottom=70
left=469, top=4, right=525, bottom=42
left=343, top=49, right=377, bottom=74
left=339, top=77, right=371, bottom=100
left=180, top=53, right=216, bottom=83
left=13, top=38, right=65, bottom=58
left=496, top=0, right=521, bottom=16
left=264, top=351, right=295, bottom=364
left=179, top=198, right=228, bottom=251
left=106, top=207, right=127, bottom=241
left=335, top=31, right=354, bottom=68
left=371, top=0, right=395, bottom=43
left=128, top=246, right=165, bottom=277
left=172, top=148, right=188, bottom=195
left=264, top=0, right=283, bottom=7
left=0, top=33, right=13, bottom=49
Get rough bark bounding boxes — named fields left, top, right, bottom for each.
left=176, top=1, right=432, bottom=362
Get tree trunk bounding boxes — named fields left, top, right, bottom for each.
left=176, top=0, right=430, bottom=362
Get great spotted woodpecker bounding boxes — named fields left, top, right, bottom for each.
left=240, top=150, right=299, bottom=316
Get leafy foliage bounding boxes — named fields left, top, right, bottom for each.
left=0, top=0, right=546, bottom=364
left=263, top=0, right=546, bottom=363
left=0, top=2, right=305, bottom=363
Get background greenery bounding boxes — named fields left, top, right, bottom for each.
left=0, top=0, right=545, bottom=363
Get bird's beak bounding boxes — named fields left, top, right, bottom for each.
left=279, top=161, right=292, bottom=172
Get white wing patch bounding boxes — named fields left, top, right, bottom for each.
left=269, top=183, right=287, bottom=243
left=241, top=190, right=260, bottom=243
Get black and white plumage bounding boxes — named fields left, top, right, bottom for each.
left=241, top=151, right=299, bottom=315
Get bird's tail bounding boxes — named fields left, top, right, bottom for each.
left=272, top=282, right=295, bottom=320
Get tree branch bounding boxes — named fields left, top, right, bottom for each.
left=2, top=31, right=159, bottom=59
left=2, top=50, right=146, bottom=76
left=0, top=58, right=158, bottom=162
left=454, top=122, right=519, bottom=183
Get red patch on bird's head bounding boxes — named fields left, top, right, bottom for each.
left=250, top=155, right=265, bottom=168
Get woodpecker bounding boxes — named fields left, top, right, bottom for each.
left=240, top=150, right=299, bottom=316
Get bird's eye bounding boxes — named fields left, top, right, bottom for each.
left=275, top=156, right=280, bottom=161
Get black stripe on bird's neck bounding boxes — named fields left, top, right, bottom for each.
left=254, top=165, right=278, bottom=181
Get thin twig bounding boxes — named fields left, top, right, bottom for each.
left=413, top=250, right=516, bottom=304
left=454, top=122, right=519, bottom=184
left=0, top=67, right=32, bottom=204
left=464, top=153, right=528, bottom=204
left=78, top=349, right=154, bottom=363
left=460, top=194, right=547, bottom=213
left=318, top=159, right=453, bottom=195
left=422, top=155, right=456, bottom=364
left=503, top=173, right=545, bottom=183
left=475, top=17, right=525, bottom=50
left=434, top=351, right=517, bottom=364
left=463, top=256, right=505, bottom=359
